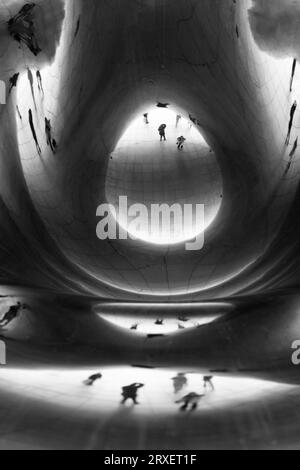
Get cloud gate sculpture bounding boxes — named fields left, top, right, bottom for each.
left=0, top=0, right=300, bottom=451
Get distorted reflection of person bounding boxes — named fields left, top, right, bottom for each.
left=286, top=101, right=297, bottom=146
left=176, top=392, right=204, bottom=412
left=158, top=124, right=167, bottom=141
left=172, top=373, right=188, bottom=394
left=203, top=376, right=215, bottom=391
left=8, top=3, right=42, bottom=56
left=177, top=136, right=186, bottom=150
left=84, top=373, right=102, bottom=386
left=121, top=383, right=144, bottom=405
left=0, top=302, right=25, bottom=328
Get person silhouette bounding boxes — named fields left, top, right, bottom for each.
left=84, top=373, right=102, bottom=386
left=286, top=101, right=297, bottom=146
left=8, top=73, right=20, bottom=95
left=143, top=113, right=149, bottom=124
left=289, top=137, right=298, bottom=158
left=290, top=59, right=297, bottom=93
left=16, top=105, right=22, bottom=120
left=176, top=392, right=204, bottom=412
left=28, top=109, right=41, bottom=155
left=36, top=70, right=44, bottom=95
left=45, top=118, right=56, bottom=153
left=158, top=124, right=167, bottom=141
left=203, top=376, right=215, bottom=391
left=176, top=115, right=182, bottom=127
left=172, top=373, right=188, bottom=394
left=0, top=302, right=23, bottom=327
left=177, top=136, right=186, bottom=150
left=121, top=383, right=144, bottom=405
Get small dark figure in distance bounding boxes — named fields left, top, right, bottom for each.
left=158, top=124, right=167, bottom=141
left=121, top=383, right=144, bottom=405
left=45, top=118, right=56, bottom=154
left=176, top=392, right=204, bottom=412
left=0, top=302, right=25, bottom=327
left=84, top=373, right=102, bottom=386
left=286, top=101, right=297, bottom=146
left=290, top=59, right=297, bottom=93
left=177, top=136, right=186, bottom=150
left=9, top=73, right=20, bottom=95
left=29, top=109, right=41, bottom=155
left=203, top=376, right=215, bottom=391
left=172, top=373, right=188, bottom=394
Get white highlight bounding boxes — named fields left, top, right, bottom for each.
left=0, top=80, right=6, bottom=105
left=0, top=341, right=6, bottom=365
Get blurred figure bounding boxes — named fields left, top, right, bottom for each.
left=143, top=113, right=149, bottom=124
left=74, top=17, right=81, bottom=39
left=286, top=101, right=297, bottom=146
left=177, top=136, right=186, bottom=150
left=8, top=3, right=42, bottom=56
left=176, top=392, right=204, bottom=412
left=172, top=373, right=188, bottom=394
left=121, top=383, right=144, bottom=405
left=130, top=323, right=139, bottom=331
left=16, top=105, right=22, bottom=120
left=36, top=70, right=44, bottom=95
left=158, top=124, right=167, bottom=141
left=289, top=137, right=298, bottom=158
left=176, top=114, right=182, bottom=127
left=155, top=319, right=164, bottom=325
left=45, top=118, right=56, bottom=154
left=28, top=109, right=41, bottom=155
left=290, top=59, right=297, bottom=93
left=84, top=373, right=102, bottom=386
left=157, top=102, right=169, bottom=108
left=8, top=73, right=20, bottom=95
left=178, top=316, right=189, bottom=322
left=0, top=302, right=24, bottom=327
left=189, top=114, right=197, bottom=125
left=203, top=376, right=215, bottom=391
left=27, top=68, right=36, bottom=109
left=178, top=323, right=185, bottom=330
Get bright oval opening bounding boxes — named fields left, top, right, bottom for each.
left=106, top=107, right=223, bottom=246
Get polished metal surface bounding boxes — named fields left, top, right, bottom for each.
left=0, top=0, right=300, bottom=450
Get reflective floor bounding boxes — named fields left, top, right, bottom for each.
left=0, top=367, right=299, bottom=450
